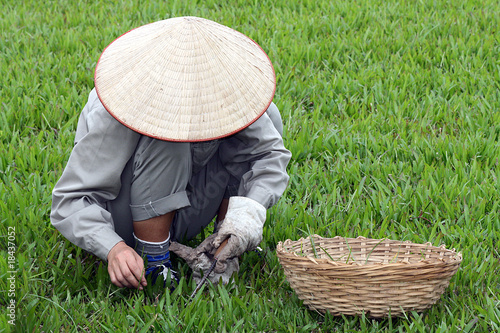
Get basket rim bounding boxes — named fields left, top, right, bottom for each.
left=277, top=235, right=462, bottom=267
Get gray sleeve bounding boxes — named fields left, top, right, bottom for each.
left=219, top=102, right=292, bottom=208
left=50, top=90, right=141, bottom=260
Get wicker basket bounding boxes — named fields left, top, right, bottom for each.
left=277, top=235, right=462, bottom=318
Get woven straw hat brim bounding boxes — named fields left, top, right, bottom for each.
left=94, top=16, right=276, bottom=142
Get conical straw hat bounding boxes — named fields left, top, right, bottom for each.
left=94, top=16, right=276, bottom=142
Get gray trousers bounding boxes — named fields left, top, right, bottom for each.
left=107, top=139, right=236, bottom=246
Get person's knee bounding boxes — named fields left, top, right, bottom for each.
left=133, top=138, right=191, bottom=176
left=130, top=138, right=191, bottom=212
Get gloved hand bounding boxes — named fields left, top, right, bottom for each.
left=194, top=226, right=221, bottom=257
left=213, top=196, right=266, bottom=273
left=169, top=239, right=239, bottom=285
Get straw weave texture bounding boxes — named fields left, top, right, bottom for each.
left=94, top=16, right=275, bottom=141
left=277, top=235, right=462, bottom=318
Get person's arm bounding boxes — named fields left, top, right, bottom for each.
left=51, top=89, right=141, bottom=261
left=52, top=90, right=148, bottom=289
left=213, top=103, right=291, bottom=271
left=219, top=102, right=292, bottom=208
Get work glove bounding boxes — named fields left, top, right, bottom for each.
left=213, top=196, right=266, bottom=273
left=169, top=239, right=239, bottom=285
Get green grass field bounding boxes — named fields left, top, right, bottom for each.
left=1, top=0, right=499, bottom=331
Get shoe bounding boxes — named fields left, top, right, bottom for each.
left=145, top=252, right=179, bottom=288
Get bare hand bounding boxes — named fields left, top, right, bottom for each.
left=107, top=241, right=147, bottom=289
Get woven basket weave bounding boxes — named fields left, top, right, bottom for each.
left=277, top=235, right=462, bottom=318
